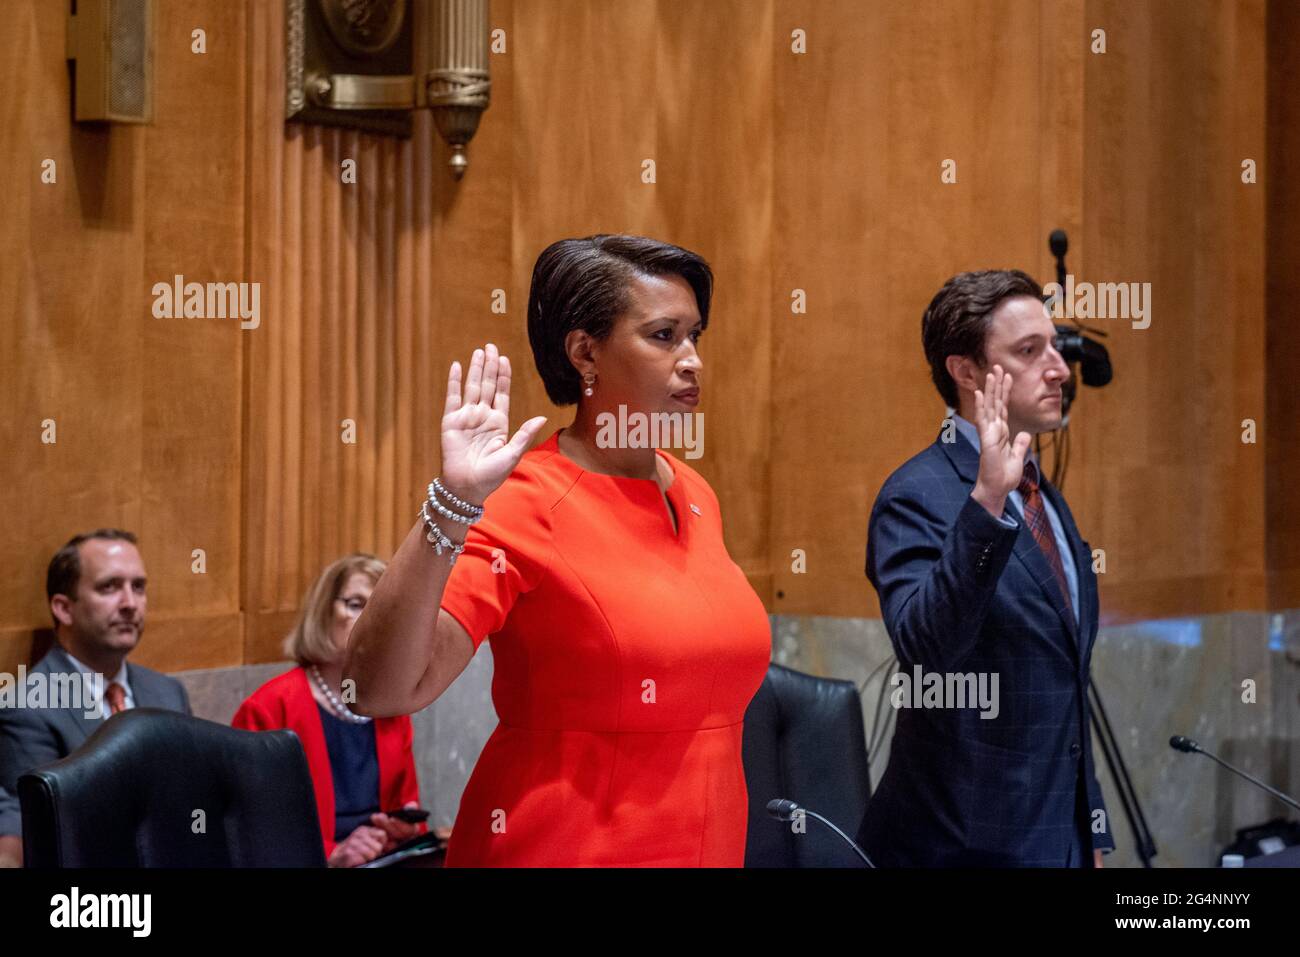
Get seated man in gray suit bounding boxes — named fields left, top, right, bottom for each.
left=0, top=528, right=192, bottom=865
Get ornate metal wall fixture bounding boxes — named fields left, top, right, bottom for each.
left=421, top=0, right=491, bottom=178
left=286, top=0, right=490, bottom=177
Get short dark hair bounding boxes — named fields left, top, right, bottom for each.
left=46, top=529, right=139, bottom=612
left=526, top=235, right=714, bottom=405
left=921, top=269, right=1043, bottom=408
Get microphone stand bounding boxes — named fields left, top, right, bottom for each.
left=1042, top=230, right=1146, bottom=863
left=1090, top=679, right=1157, bottom=866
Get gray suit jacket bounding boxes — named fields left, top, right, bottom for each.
left=0, top=645, right=191, bottom=836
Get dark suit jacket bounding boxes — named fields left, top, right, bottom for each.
left=0, top=644, right=192, bottom=836
left=856, top=430, right=1114, bottom=866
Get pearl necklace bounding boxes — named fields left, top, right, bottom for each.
left=309, top=665, right=372, bottom=724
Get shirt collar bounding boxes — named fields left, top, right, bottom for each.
left=60, top=646, right=130, bottom=693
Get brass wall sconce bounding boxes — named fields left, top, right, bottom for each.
left=286, top=0, right=490, bottom=178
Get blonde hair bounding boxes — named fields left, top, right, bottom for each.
left=283, top=553, right=386, bottom=667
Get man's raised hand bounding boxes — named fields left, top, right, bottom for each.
left=971, top=365, right=1031, bottom=519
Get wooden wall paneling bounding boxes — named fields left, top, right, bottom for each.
left=136, top=0, right=247, bottom=672
left=1082, top=0, right=1267, bottom=622
left=0, top=1, right=247, bottom=674
left=354, top=133, right=377, bottom=555
left=243, top=0, right=287, bottom=659
left=1265, top=0, right=1300, bottom=608
left=300, top=124, right=323, bottom=586
left=376, top=137, right=399, bottom=560
left=1, top=0, right=1287, bottom=680
left=652, top=0, right=775, bottom=598
left=425, top=0, right=518, bottom=481
left=322, top=127, right=345, bottom=568
left=0, top=3, right=143, bottom=669
left=241, top=0, right=520, bottom=662
left=339, top=128, right=360, bottom=592
left=282, top=124, right=304, bottom=614
left=390, top=136, right=412, bottom=561
left=770, top=0, right=903, bottom=619
left=771, top=0, right=1056, bottom=618
left=510, top=0, right=665, bottom=380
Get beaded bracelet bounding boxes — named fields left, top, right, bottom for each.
left=426, top=491, right=479, bottom=526
left=430, top=478, right=484, bottom=518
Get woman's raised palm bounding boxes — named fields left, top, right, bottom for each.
left=440, top=343, right=547, bottom=504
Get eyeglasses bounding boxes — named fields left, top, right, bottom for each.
left=335, top=596, right=367, bottom=617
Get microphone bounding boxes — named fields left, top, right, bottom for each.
left=765, top=798, right=875, bottom=867
left=1045, top=228, right=1113, bottom=390
left=1049, top=229, right=1068, bottom=291
left=1169, top=735, right=1300, bottom=813
left=1049, top=228, right=1068, bottom=259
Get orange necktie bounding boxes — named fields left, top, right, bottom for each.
left=104, top=681, right=127, bottom=715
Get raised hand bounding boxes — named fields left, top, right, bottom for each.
left=440, top=343, right=548, bottom=506
left=971, top=365, right=1031, bottom=519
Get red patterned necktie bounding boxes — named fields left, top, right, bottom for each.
left=1017, top=461, right=1073, bottom=617
left=104, top=681, right=127, bottom=715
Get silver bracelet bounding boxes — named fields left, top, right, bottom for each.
left=419, top=501, right=466, bottom=564
left=430, top=478, right=484, bottom=518
left=425, top=491, right=479, bottom=526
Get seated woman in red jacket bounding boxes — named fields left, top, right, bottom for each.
left=233, top=553, right=426, bottom=867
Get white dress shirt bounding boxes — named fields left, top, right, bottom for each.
left=62, top=648, right=135, bottom=718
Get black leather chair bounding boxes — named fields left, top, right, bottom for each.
left=742, top=663, right=872, bottom=867
left=19, top=708, right=326, bottom=867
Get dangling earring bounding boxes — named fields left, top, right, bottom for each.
left=583, top=372, right=595, bottom=397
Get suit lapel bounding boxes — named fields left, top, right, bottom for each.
left=1003, top=495, right=1080, bottom=656
left=38, top=646, right=104, bottom=746
left=126, top=662, right=155, bottom=708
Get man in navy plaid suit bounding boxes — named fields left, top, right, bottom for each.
left=857, top=269, right=1114, bottom=867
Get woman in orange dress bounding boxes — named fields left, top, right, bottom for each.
left=346, top=235, right=770, bottom=866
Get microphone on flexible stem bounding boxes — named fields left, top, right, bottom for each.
left=1169, top=735, right=1300, bottom=813
left=1049, top=228, right=1069, bottom=292
left=766, top=799, right=875, bottom=867
left=1045, top=230, right=1066, bottom=293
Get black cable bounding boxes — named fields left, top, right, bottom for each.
left=869, top=672, right=898, bottom=766
left=860, top=654, right=899, bottom=764
left=870, top=703, right=897, bottom=767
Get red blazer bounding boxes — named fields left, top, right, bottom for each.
left=231, top=665, right=422, bottom=857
